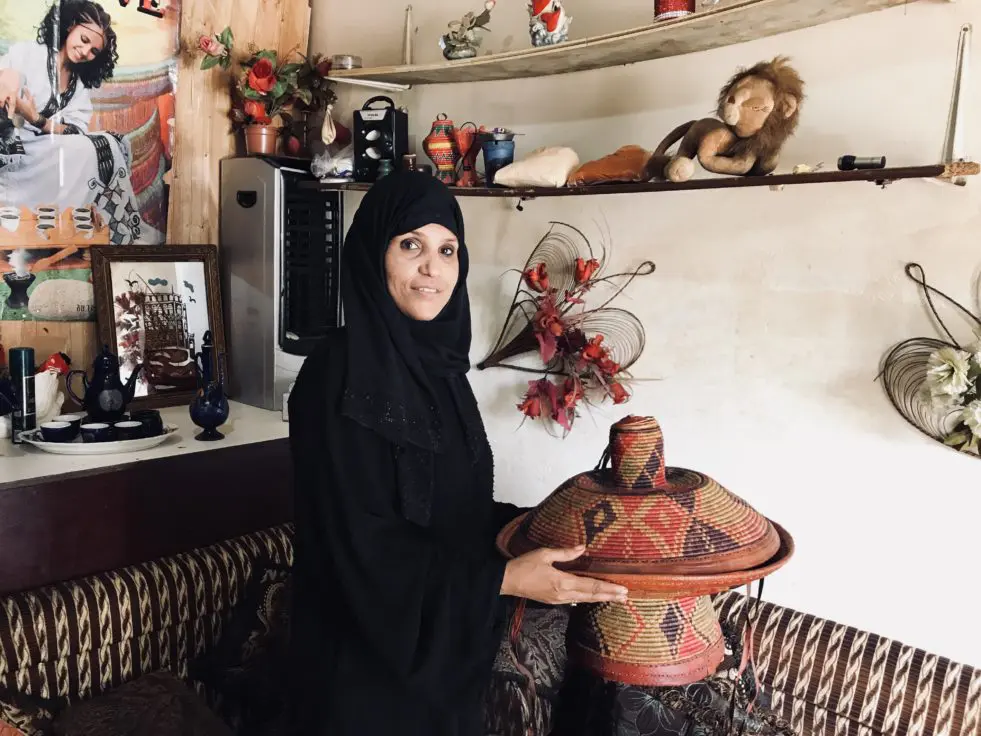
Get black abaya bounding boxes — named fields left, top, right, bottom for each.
left=289, top=333, right=520, bottom=735
left=287, top=172, right=523, bottom=735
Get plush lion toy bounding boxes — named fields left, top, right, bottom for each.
left=649, top=56, right=804, bottom=182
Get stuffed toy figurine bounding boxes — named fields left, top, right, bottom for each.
left=650, top=56, right=804, bottom=182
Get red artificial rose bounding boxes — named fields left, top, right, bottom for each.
left=610, top=382, right=630, bottom=405
left=581, top=334, right=607, bottom=363
left=597, top=357, right=620, bottom=376
left=315, top=59, right=332, bottom=77
left=532, top=292, right=566, bottom=363
left=248, top=58, right=276, bottom=94
left=574, top=257, right=600, bottom=284
left=518, top=394, right=542, bottom=418
left=518, top=379, right=558, bottom=420
left=561, top=377, right=584, bottom=409
left=243, top=99, right=270, bottom=124
left=523, top=262, right=550, bottom=293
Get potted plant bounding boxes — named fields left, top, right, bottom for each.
left=280, top=53, right=339, bottom=156
left=199, top=28, right=334, bottom=155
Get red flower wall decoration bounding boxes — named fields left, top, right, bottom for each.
left=477, top=222, right=656, bottom=435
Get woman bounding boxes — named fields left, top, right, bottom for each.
left=287, top=171, right=628, bottom=736
left=0, top=0, right=151, bottom=243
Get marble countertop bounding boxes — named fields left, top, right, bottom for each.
left=0, top=401, right=289, bottom=489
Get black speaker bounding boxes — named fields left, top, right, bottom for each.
left=353, top=96, right=409, bottom=183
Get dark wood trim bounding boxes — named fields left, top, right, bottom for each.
left=90, top=243, right=227, bottom=412
left=0, top=438, right=292, bottom=595
left=301, top=163, right=979, bottom=198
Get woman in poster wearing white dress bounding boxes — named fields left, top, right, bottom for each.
left=0, top=0, right=155, bottom=244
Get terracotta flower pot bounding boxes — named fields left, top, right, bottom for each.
left=244, top=124, right=280, bottom=156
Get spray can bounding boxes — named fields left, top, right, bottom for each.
left=9, top=347, right=35, bottom=444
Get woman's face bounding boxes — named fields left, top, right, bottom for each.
left=384, top=223, right=460, bottom=321
left=65, top=23, right=104, bottom=65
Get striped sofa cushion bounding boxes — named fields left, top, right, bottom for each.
left=0, top=525, right=293, bottom=712
left=715, top=591, right=980, bottom=736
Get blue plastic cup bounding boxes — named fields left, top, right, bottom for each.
left=482, top=140, right=516, bottom=187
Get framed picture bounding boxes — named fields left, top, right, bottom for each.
left=91, top=244, right=225, bottom=411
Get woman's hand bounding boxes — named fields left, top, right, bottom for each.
left=0, top=70, right=18, bottom=117
left=501, top=545, right=629, bottom=605
left=15, top=90, right=38, bottom=125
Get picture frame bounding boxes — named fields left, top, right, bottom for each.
left=91, top=244, right=225, bottom=411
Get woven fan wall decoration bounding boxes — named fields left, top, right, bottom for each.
left=880, top=262, right=981, bottom=456
left=477, top=221, right=656, bottom=435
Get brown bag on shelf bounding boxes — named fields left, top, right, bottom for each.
left=567, top=145, right=655, bottom=186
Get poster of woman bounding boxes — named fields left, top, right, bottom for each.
left=0, top=0, right=179, bottom=322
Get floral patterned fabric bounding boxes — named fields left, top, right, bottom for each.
left=554, top=621, right=794, bottom=736
left=484, top=600, right=570, bottom=736
left=190, top=563, right=291, bottom=735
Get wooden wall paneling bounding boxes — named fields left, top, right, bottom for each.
left=167, top=0, right=312, bottom=246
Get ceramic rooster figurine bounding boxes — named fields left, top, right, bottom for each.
left=528, top=0, right=571, bottom=47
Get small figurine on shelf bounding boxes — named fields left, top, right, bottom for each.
left=440, top=0, right=496, bottom=60
left=528, top=0, right=571, bottom=47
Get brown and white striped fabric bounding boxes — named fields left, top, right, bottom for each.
left=714, top=591, right=980, bottom=736
left=0, top=525, right=293, bottom=708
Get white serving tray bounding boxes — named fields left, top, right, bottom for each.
left=18, top=425, right=179, bottom=455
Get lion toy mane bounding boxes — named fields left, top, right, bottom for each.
left=649, top=56, right=804, bottom=183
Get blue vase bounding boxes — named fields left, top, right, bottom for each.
left=190, top=352, right=229, bottom=441
left=482, top=140, right=515, bottom=186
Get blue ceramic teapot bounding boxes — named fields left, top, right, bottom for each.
left=67, top=345, right=142, bottom=422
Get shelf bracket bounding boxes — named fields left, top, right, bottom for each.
left=514, top=196, right=534, bottom=212
left=940, top=23, right=972, bottom=186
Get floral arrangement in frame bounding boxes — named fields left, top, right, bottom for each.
left=477, top=222, right=656, bottom=435
left=880, top=262, right=981, bottom=456
left=90, top=244, right=225, bottom=412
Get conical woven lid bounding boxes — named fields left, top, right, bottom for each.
left=498, top=416, right=791, bottom=589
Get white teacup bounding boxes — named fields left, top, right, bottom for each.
left=71, top=207, right=91, bottom=219
left=35, top=221, right=55, bottom=240
left=74, top=222, right=94, bottom=240
left=0, top=206, right=19, bottom=217
left=1, top=213, right=20, bottom=232
left=33, top=205, right=57, bottom=218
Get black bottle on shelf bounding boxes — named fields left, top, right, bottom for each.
left=9, top=347, right=35, bottom=444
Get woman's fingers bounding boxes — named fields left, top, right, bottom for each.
left=539, top=544, right=586, bottom=564
left=557, top=571, right=628, bottom=603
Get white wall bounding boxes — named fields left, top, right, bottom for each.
left=311, top=1, right=981, bottom=667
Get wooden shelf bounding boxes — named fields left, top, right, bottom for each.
left=303, top=163, right=979, bottom=198
left=329, top=0, right=912, bottom=85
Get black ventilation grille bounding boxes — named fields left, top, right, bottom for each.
left=279, top=172, right=342, bottom=356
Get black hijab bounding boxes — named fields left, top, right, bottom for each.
left=339, top=170, right=472, bottom=461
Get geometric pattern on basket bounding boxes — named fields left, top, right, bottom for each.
left=573, top=596, right=722, bottom=665
left=523, top=471, right=768, bottom=566
left=610, top=416, right=666, bottom=489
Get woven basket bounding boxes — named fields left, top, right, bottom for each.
left=497, top=416, right=793, bottom=597
left=569, top=595, right=724, bottom=686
